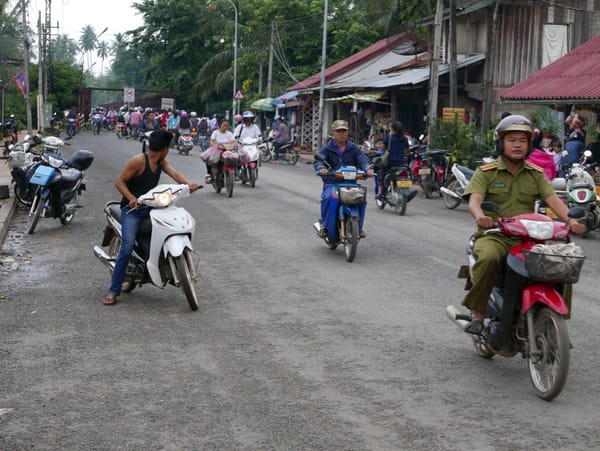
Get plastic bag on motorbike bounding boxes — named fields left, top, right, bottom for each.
left=200, top=145, right=221, bottom=164
left=524, top=243, right=585, bottom=284
left=237, top=147, right=250, bottom=165
left=338, top=186, right=367, bottom=206
left=222, top=150, right=240, bottom=166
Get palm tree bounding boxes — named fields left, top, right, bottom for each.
left=78, top=25, right=97, bottom=69
left=96, top=41, right=109, bottom=75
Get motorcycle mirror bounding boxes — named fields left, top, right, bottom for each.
left=583, top=150, right=592, bottom=158
left=480, top=201, right=499, bottom=213
left=568, top=206, right=587, bottom=219
left=314, top=154, right=325, bottom=162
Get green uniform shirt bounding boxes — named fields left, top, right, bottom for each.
left=463, top=157, right=555, bottom=220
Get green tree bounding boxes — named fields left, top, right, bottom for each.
left=0, top=0, right=22, bottom=60
left=78, top=25, right=97, bottom=69
left=96, top=41, right=109, bottom=75
left=52, top=34, right=79, bottom=65
left=110, top=32, right=147, bottom=90
left=47, top=60, right=82, bottom=113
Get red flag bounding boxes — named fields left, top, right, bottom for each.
left=13, top=69, right=27, bottom=97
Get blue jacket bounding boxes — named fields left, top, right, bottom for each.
left=314, top=139, right=369, bottom=184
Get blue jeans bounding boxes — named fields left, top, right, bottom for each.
left=109, top=206, right=150, bottom=295
left=320, top=184, right=366, bottom=234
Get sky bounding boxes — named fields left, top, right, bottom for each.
left=26, top=0, right=144, bottom=74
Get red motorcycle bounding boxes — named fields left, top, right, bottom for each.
left=447, top=201, right=586, bottom=401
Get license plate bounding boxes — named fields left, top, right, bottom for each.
left=419, top=168, right=431, bottom=175
left=396, top=180, right=412, bottom=188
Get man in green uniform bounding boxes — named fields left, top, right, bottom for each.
left=462, top=115, right=585, bottom=333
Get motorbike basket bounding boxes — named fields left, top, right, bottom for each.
left=524, top=244, right=585, bottom=284
left=338, top=186, right=366, bottom=206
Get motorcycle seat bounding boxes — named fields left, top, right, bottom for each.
left=59, top=168, right=82, bottom=184
left=456, top=164, right=474, bottom=178
left=107, top=202, right=152, bottom=236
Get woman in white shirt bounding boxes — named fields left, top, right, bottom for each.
left=206, top=119, right=235, bottom=183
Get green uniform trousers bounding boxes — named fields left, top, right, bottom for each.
left=461, top=234, right=520, bottom=314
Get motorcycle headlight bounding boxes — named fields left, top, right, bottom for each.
left=342, top=171, right=357, bottom=181
left=46, top=154, right=64, bottom=168
left=520, top=219, right=555, bottom=240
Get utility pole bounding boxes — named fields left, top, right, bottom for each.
left=38, top=12, right=44, bottom=131
left=266, top=21, right=275, bottom=98
left=481, top=0, right=500, bottom=131
left=428, top=0, right=444, bottom=139
left=449, top=0, right=457, bottom=107
left=317, top=0, right=328, bottom=148
left=21, top=0, right=32, bottom=134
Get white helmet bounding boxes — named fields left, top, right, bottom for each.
left=190, top=111, right=197, bottom=117
left=242, top=111, right=254, bottom=119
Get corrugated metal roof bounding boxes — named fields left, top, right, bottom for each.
left=287, top=32, right=427, bottom=91
left=326, top=53, right=485, bottom=90
left=500, top=33, right=600, bottom=104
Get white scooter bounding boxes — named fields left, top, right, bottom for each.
left=238, top=136, right=261, bottom=187
left=93, top=184, right=201, bottom=311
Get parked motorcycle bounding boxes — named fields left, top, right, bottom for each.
left=562, top=150, right=600, bottom=237
left=373, top=163, right=417, bottom=216
left=446, top=201, right=586, bottom=401
left=2, top=115, right=18, bottom=156
left=440, top=163, right=474, bottom=209
left=420, top=149, right=449, bottom=198
left=27, top=148, right=93, bottom=234
left=177, top=133, right=194, bottom=155
left=237, top=137, right=260, bottom=187
left=8, top=135, right=65, bottom=207
left=312, top=154, right=369, bottom=262
left=93, top=184, right=200, bottom=311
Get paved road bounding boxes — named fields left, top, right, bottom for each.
left=1, top=131, right=599, bottom=449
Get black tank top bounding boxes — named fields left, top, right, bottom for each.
left=121, top=153, right=162, bottom=207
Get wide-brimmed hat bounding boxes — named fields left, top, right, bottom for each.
left=331, top=120, right=349, bottom=131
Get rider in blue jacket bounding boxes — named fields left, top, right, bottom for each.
left=313, top=120, right=374, bottom=238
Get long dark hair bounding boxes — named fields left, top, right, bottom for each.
left=390, top=121, right=408, bottom=146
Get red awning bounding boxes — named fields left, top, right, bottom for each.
left=501, top=34, right=600, bottom=104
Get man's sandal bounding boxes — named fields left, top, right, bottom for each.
left=464, top=319, right=483, bottom=335
left=102, top=295, right=118, bottom=306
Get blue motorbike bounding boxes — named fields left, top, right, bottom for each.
left=313, top=154, right=368, bottom=262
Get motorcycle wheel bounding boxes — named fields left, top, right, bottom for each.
left=60, top=208, right=74, bottom=226
left=442, top=177, right=461, bottom=210
left=422, top=175, right=434, bottom=199
left=343, top=216, right=359, bottom=262
left=394, top=191, right=407, bottom=216
left=285, top=150, right=299, bottom=165
left=225, top=170, right=234, bottom=198
left=375, top=197, right=385, bottom=209
left=107, top=236, right=136, bottom=293
left=528, top=307, right=570, bottom=401
left=211, top=168, right=222, bottom=194
left=174, top=252, right=199, bottom=311
left=249, top=167, right=257, bottom=188
left=27, top=194, right=43, bottom=235
left=260, top=146, right=272, bottom=162
left=14, top=184, right=32, bottom=207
